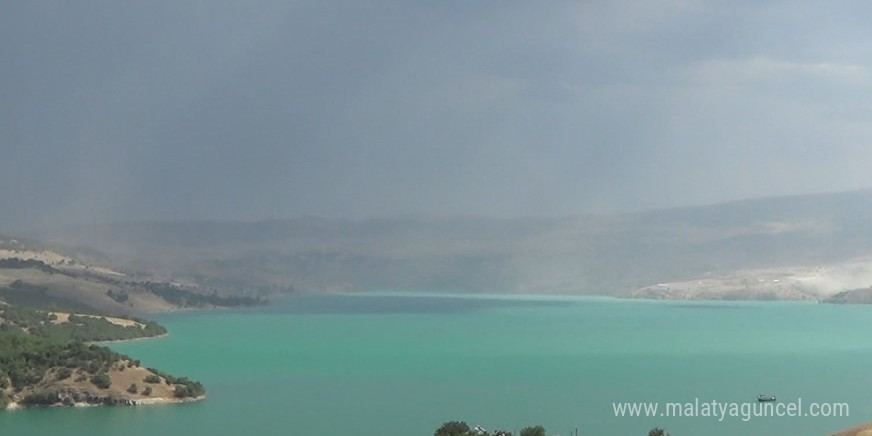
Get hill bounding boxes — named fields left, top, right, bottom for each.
left=29, top=189, right=872, bottom=300
left=0, top=237, right=265, bottom=314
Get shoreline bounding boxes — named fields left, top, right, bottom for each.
left=4, top=395, right=205, bottom=411
left=131, top=395, right=205, bottom=405
left=87, top=332, right=169, bottom=345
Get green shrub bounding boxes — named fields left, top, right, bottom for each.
left=173, top=385, right=189, bottom=398
left=55, top=367, right=72, bottom=380
left=90, top=373, right=111, bottom=389
left=173, top=379, right=205, bottom=398
left=21, top=390, right=59, bottom=406
left=143, top=374, right=161, bottom=384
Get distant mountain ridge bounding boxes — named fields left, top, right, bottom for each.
left=29, top=189, right=872, bottom=298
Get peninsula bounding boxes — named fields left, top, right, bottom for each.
left=0, top=303, right=204, bottom=409
left=0, top=237, right=263, bottom=410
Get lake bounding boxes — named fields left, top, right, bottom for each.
left=3, top=293, right=871, bottom=436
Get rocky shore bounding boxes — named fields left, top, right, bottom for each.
left=5, top=387, right=204, bottom=410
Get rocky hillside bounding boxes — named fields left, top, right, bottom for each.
left=628, top=258, right=872, bottom=301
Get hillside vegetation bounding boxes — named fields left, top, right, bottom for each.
left=0, top=303, right=203, bottom=409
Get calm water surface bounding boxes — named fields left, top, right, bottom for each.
left=3, top=293, right=872, bottom=436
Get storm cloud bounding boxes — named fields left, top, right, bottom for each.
left=2, top=1, right=871, bottom=229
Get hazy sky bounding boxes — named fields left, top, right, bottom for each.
left=3, top=1, right=872, bottom=228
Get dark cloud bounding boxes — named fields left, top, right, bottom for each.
left=2, top=1, right=872, bottom=229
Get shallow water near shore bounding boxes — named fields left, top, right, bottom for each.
left=3, top=293, right=872, bottom=436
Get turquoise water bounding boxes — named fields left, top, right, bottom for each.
left=3, top=294, right=872, bottom=436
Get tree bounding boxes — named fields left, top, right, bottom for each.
left=21, top=390, right=60, bottom=405
left=127, top=383, right=138, bottom=394
left=173, top=385, right=189, bottom=398
left=55, top=367, right=72, bottom=380
left=648, top=428, right=670, bottom=436
left=90, top=373, right=111, bottom=389
left=143, top=374, right=161, bottom=384
left=435, top=421, right=471, bottom=436
left=520, top=426, right=546, bottom=436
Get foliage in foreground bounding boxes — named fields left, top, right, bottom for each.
left=434, top=421, right=671, bottom=436
left=435, top=421, right=471, bottom=436
left=433, top=421, right=537, bottom=436
left=519, top=426, right=546, bottom=436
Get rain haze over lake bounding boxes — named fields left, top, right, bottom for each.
left=3, top=2, right=872, bottom=230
